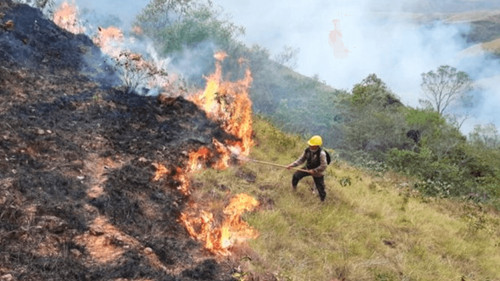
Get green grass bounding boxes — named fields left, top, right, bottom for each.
left=191, top=116, right=500, bottom=281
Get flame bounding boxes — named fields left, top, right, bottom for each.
left=212, top=139, right=231, bottom=170
left=192, top=53, right=222, bottom=115
left=50, top=1, right=259, bottom=259
left=53, top=1, right=85, bottom=34
left=152, top=163, right=169, bottom=181
left=53, top=1, right=169, bottom=95
left=190, top=51, right=254, bottom=167
left=93, top=26, right=124, bottom=57
left=178, top=53, right=258, bottom=256
left=179, top=193, right=259, bottom=256
left=223, top=67, right=254, bottom=154
left=174, top=167, right=191, bottom=196
left=220, top=193, right=259, bottom=245
left=152, top=164, right=190, bottom=196
left=187, top=146, right=211, bottom=172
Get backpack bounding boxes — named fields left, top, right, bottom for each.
left=323, top=149, right=332, bottom=165
left=306, top=148, right=332, bottom=166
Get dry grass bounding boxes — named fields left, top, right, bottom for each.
left=481, top=38, right=500, bottom=53
left=192, top=116, right=500, bottom=281
left=445, top=10, right=500, bottom=23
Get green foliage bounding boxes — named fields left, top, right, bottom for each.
left=339, top=74, right=410, bottom=161
left=405, top=108, right=445, bottom=128
left=136, top=0, right=244, bottom=54
left=414, top=179, right=454, bottom=197
left=387, top=147, right=432, bottom=175
left=252, top=116, right=301, bottom=154
left=350, top=74, right=401, bottom=107
left=468, top=123, right=500, bottom=149
left=388, top=139, right=500, bottom=202
left=253, top=63, right=346, bottom=148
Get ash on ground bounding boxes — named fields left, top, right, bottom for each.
left=1, top=1, right=237, bottom=280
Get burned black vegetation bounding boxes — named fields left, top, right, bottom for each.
left=1, top=1, right=236, bottom=280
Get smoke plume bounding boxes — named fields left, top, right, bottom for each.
left=214, top=0, right=500, bottom=133
left=51, top=0, right=500, bottom=132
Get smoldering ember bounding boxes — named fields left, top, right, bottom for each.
left=0, top=1, right=259, bottom=280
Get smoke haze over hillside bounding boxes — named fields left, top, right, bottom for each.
left=214, top=0, right=500, bottom=132
left=52, top=0, right=500, bottom=133
left=54, top=0, right=149, bottom=29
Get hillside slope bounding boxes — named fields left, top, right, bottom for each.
left=0, top=1, right=238, bottom=280
left=191, top=117, right=500, bottom=281
left=2, top=2, right=499, bottom=281
left=447, top=10, right=500, bottom=54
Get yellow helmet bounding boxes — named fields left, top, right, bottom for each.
left=307, top=135, right=322, bottom=146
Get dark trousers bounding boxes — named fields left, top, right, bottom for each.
left=292, top=171, right=326, bottom=201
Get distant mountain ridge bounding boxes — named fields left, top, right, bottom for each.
left=403, top=0, right=500, bottom=13
left=448, top=10, right=500, bottom=55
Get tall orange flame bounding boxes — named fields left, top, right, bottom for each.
left=190, top=52, right=254, bottom=163
left=53, top=1, right=85, bottom=34
left=177, top=52, right=259, bottom=256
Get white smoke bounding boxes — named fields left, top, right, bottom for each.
left=54, top=0, right=149, bottom=30
left=51, top=0, right=500, bottom=132
left=214, top=0, right=500, bottom=133
left=52, top=0, right=176, bottom=95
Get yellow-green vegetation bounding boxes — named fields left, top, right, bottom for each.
left=192, top=116, right=500, bottom=281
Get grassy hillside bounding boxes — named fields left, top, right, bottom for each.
left=191, top=116, right=500, bottom=281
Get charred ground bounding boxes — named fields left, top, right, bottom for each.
left=1, top=1, right=238, bottom=280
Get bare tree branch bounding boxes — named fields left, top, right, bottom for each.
left=420, top=65, right=473, bottom=115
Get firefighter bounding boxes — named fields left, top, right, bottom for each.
left=287, top=135, right=328, bottom=202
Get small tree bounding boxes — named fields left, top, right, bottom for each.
left=420, top=65, right=473, bottom=115
left=135, top=0, right=243, bottom=54
left=339, top=74, right=408, bottom=159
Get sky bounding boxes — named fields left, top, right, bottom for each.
left=54, top=0, right=500, bottom=133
